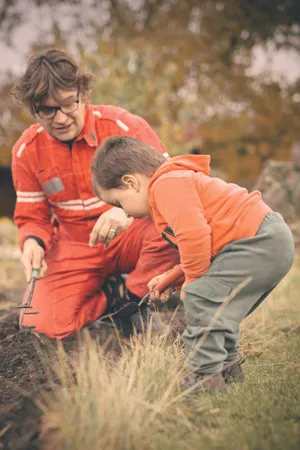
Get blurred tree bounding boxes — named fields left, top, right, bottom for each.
left=0, top=0, right=300, bottom=184
left=1, top=1, right=300, bottom=51
left=0, top=79, right=32, bottom=166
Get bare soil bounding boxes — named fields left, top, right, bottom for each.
left=0, top=286, right=185, bottom=450
left=0, top=288, right=47, bottom=450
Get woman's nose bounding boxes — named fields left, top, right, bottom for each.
left=54, top=109, right=68, bottom=124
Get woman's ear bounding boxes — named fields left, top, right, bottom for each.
left=121, top=174, right=139, bottom=191
left=81, top=90, right=90, bottom=105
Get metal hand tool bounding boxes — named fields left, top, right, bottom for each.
left=18, top=268, right=40, bottom=332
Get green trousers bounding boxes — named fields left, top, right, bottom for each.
left=182, top=212, right=295, bottom=375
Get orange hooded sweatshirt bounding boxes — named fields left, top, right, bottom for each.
left=148, top=155, right=271, bottom=285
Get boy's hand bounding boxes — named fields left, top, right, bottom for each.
left=21, top=238, right=47, bottom=283
left=89, top=207, right=133, bottom=247
left=147, top=273, right=174, bottom=303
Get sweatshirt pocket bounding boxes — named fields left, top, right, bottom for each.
left=183, top=276, right=232, bottom=303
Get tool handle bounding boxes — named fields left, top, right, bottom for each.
left=155, top=265, right=184, bottom=293
left=31, top=268, right=41, bottom=280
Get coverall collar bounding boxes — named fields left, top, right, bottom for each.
left=75, top=106, right=99, bottom=147
left=39, top=105, right=99, bottom=148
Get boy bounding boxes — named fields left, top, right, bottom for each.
left=91, top=136, right=295, bottom=392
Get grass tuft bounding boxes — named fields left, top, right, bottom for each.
left=40, top=332, right=189, bottom=450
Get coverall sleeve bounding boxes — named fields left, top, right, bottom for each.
left=12, top=152, right=53, bottom=251
left=153, top=177, right=212, bottom=284
left=118, top=110, right=168, bottom=155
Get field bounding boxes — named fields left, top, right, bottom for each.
left=0, top=235, right=300, bottom=449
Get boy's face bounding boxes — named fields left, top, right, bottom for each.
left=33, top=89, right=86, bottom=142
left=96, top=174, right=151, bottom=220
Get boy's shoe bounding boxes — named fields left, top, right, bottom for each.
left=179, top=371, right=227, bottom=393
left=222, top=359, right=245, bottom=383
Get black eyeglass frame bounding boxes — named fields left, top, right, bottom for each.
left=34, top=89, right=80, bottom=120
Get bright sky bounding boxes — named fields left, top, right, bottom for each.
left=250, top=45, right=300, bottom=84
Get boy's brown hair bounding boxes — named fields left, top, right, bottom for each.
left=91, top=136, right=167, bottom=191
left=12, top=48, right=94, bottom=114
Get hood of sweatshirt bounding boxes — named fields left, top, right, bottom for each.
left=148, top=155, right=211, bottom=189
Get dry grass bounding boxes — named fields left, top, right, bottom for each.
left=39, top=264, right=300, bottom=450
left=240, top=263, right=300, bottom=356
left=0, top=219, right=23, bottom=290
left=0, top=258, right=24, bottom=291
left=39, top=332, right=188, bottom=450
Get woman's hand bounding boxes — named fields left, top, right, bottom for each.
left=21, top=238, right=47, bottom=283
left=89, top=207, right=133, bottom=247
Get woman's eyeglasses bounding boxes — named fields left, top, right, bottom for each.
left=34, top=90, right=80, bottom=120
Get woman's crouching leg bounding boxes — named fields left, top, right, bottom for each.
left=19, top=270, right=106, bottom=339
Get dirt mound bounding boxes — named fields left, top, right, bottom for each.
left=0, top=310, right=48, bottom=449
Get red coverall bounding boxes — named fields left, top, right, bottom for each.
left=12, top=105, right=179, bottom=338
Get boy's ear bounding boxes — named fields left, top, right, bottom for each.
left=122, top=174, right=139, bottom=191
